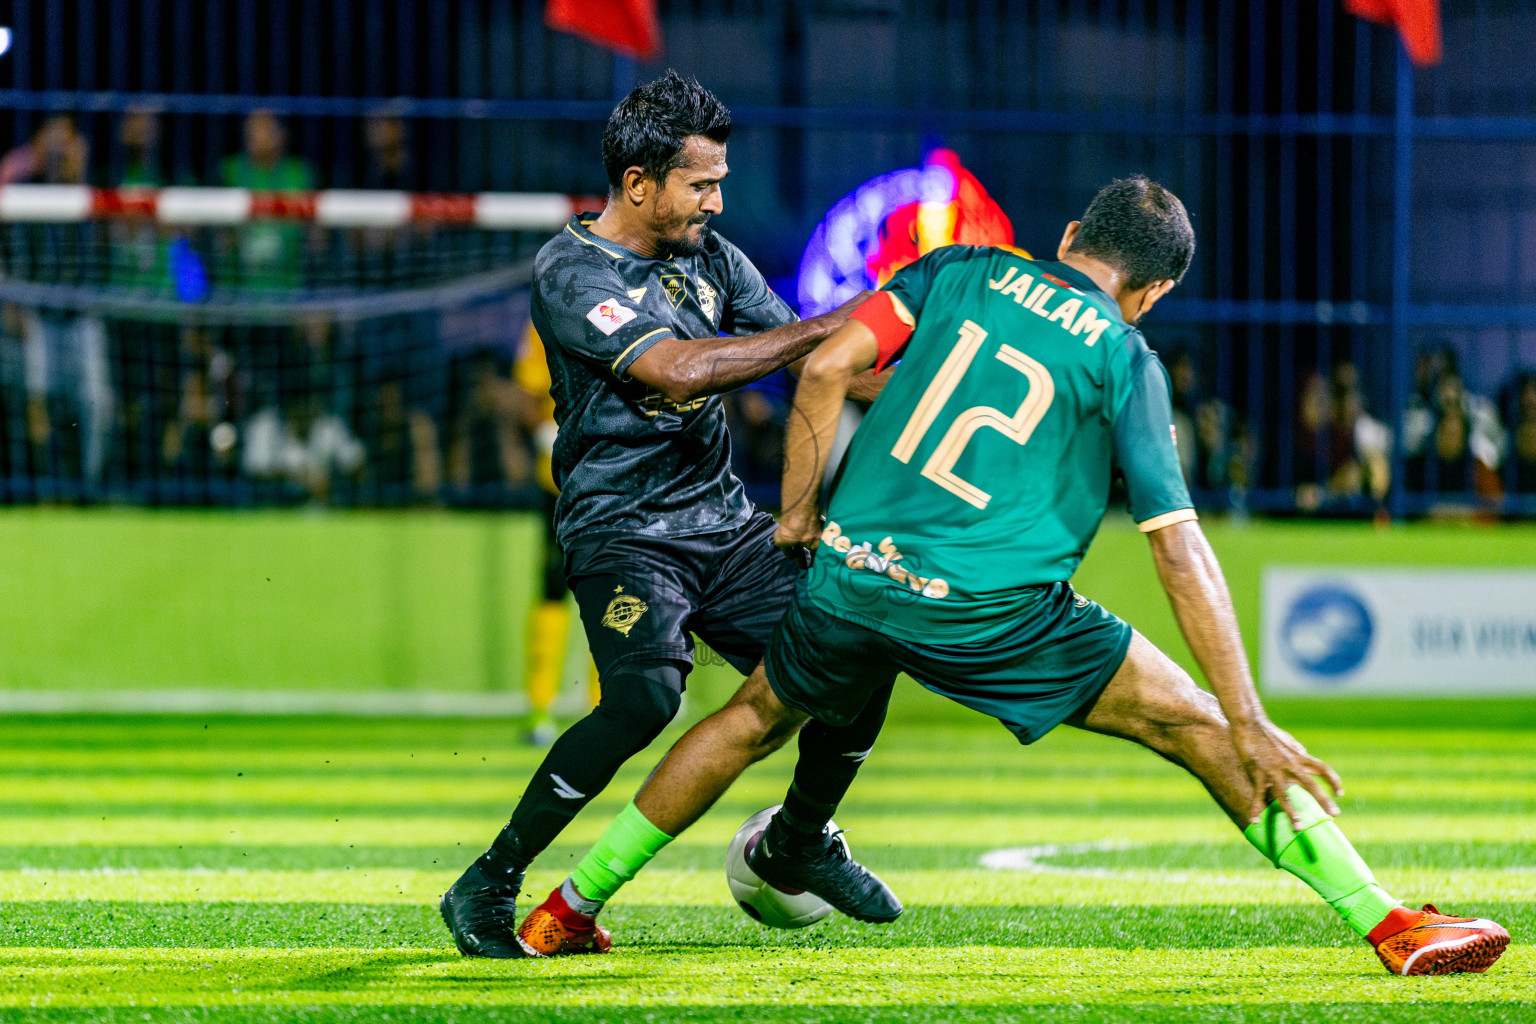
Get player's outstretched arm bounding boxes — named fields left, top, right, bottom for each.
left=786, top=359, right=894, bottom=404
left=628, top=290, right=872, bottom=404
left=1147, top=520, right=1344, bottom=827
left=774, top=320, right=880, bottom=551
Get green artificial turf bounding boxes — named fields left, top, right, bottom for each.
left=0, top=700, right=1531, bottom=1022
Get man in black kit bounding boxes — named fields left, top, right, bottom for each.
left=440, top=72, right=900, bottom=958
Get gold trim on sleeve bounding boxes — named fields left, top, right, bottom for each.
left=610, top=328, right=672, bottom=375
left=888, top=292, right=916, bottom=327
left=1137, top=508, right=1199, bottom=533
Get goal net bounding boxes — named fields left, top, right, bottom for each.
left=0, top=184, right=591, bottom=506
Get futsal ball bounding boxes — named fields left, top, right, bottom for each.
left=725, top=804, right=839, bottom=929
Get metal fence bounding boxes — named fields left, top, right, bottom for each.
left=0, top=0, right=1531, bottom=516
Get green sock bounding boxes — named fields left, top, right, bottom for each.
left=1243, top=785, right=1398, bottom=937
left=568, top=800, right=674, bottom=905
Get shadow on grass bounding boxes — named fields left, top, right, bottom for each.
left=4, top=901, right=1533, bottom=951
left=9, top=838, right=1536, bottom=873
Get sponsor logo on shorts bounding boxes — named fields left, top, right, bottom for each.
left=602, top=585, right=649, bottom=636
left=820, top=521, right=950, bottom=599
left=587, top=298, right=638, bottom=335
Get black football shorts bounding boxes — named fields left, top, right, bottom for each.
left=563, top=511, right=800, bottom=681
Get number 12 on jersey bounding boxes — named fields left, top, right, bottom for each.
left=889, top=320, right=1055, bottom=510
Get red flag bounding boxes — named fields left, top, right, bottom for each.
left=1345, top=0, right=1442, bottom=67
left=546, top=0, right=661, bottom=61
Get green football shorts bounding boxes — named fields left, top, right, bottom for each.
left=763, top=581, right=1133, bottom=744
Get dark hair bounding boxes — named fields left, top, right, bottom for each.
left=602, top=71, right=732, bottom=191
left=1069, top=176, right=1195, bottom=291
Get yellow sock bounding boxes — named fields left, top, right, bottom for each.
left=526, top=600, right=569, bottom=716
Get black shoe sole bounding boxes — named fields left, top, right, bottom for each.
left=845, top=905, right=902, bottom=925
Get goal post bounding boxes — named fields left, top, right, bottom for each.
left=0, top=186, right=597, bottom=506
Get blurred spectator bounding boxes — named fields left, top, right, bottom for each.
left=1167, top=351, right=1198, bottom=479
left=0, top=115, right=88, bottom=186
left=0, top=305, right=28, bottom=485
left=365, top=376, right=441, bottom=501
left=243, top=391, right=365, bottom=504
left=1331, top=362, right=1391, bottom=504
left=118, top=107, right=162, bottom=187
left=220, top=111, right=315, bottom=288
left=353, top=113, right=416, bottom=285
left=1165, top=350, right=1247, bottom=495
left=1404, top=351, right=1505, bottom=496
left=512, top=323, right=558, bottom=495
left=161, top=327, right=239, bottom=479
left=1192, top=397, right=1252, bottom=494
left=1291, top=371, right=1339, bottom=511
left=446, top=349, right=533, bottom=493
left=20, top=308, right=114, bottom=489
left=1510, top=374, right=1536, bottom=493
left=362, top=112, right=411, bottom=190
left=111, top=109, right=170, bottom=290
left=1291, top=362, right=1391, bottom=511
left=1411, top=347, right=1457, bottom=408
left=1, top=116, right=115, bottom=489
left=1406, top=399, right=1474, bottom=495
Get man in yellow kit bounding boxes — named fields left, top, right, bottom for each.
left=512, top=322, right=598, bottom=745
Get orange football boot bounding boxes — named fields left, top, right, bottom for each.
left=1368, top=904, right=1509, bottom=976
left=515, top=886, right=613, bottom=958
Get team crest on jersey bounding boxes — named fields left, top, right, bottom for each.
left=660, top=273, right=688, bottom=309
left=602, top=585, right=649, bottom=637
left=697, top=279, right=718, bottom=322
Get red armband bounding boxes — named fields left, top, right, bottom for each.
left=850, top=291, right=916, bottom=373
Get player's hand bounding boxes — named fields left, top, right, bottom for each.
left=774, top=508, right=822, bottom=568
left=1230, top=716, right=1344, bottom=830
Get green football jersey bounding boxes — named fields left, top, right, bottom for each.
left=805, top=246, right=1194, bottom=643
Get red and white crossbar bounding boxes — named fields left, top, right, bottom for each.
left=0, top=184, right=604, bottom=229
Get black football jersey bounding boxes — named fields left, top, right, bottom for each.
left=531, top=213, right=797, bottom=545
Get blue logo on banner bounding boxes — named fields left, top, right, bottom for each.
left=1282, top=586, right=1373, bottom=678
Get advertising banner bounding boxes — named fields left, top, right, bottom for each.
left=1262, top=568, right=1536, bottom=695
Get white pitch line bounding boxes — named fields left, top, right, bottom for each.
left=980, top=840, right=1255, bottom=886
left=0, top=689, right=531, bottom=717
left=980, top=839, right=1139, bottom=875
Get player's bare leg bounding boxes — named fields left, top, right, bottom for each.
left=634, top=665, right=807, bottom=834
left=516, top=664, right=901, bottom=954
left=1067, top=632, right=1508, bottom=975
left=1065, top=632, right=1253, bottom=825
left=632, top=664, right=899, bottom=922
